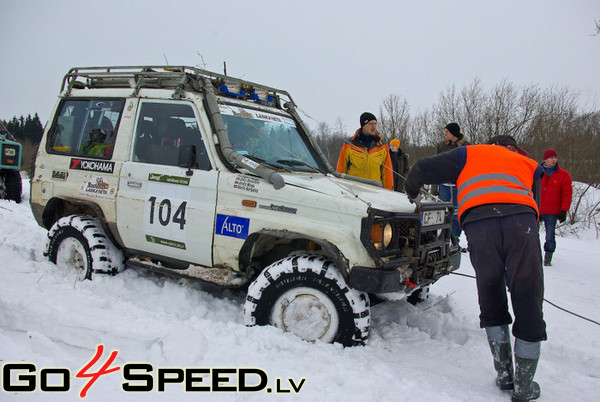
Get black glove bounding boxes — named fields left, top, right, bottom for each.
left=409, top=193, right=422, bottom=209
left=558, top=210, right=567, bottom=223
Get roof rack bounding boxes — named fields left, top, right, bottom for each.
left=60, top=65, right=295, bottom=107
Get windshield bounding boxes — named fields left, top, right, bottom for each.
left=219, top=104, right=324, bottom=172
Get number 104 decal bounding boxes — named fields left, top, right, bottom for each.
left=148, top=196, right=187, bottom=230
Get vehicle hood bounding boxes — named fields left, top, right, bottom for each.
left=280, top=172, right=416, bottom=213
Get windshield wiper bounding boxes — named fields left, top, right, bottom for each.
left=276, top=159, right=323, bottom=173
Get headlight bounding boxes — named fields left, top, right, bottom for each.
left=372, top=223, right=393, bottom=250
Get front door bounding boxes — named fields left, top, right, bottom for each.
left=116, top=100, right=217, bottom=267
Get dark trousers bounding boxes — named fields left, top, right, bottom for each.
left=540, top=214, right=558, bottom=253
left=464, top=213, right=547, bottom=342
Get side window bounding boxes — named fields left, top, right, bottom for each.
left=133, top=102, right=211, bottom=170
left=46, top=99, right=123, bottom=159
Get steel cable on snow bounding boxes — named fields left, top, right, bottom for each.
left=450, top=271, right=600, bottom=327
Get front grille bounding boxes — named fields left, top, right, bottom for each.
left=360, top=202, right=456, bottom=284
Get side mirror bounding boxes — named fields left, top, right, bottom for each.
left=178, top=145, right=197, bottom=176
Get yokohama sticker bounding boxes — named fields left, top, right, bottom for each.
left=70, top=158, right=115, bottom=173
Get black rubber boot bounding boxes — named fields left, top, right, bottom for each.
left=512, top=339, right=541, bottom=401
left=543, top=252, right=553, bottom=266
left=485, top=326, right=514, bottom=391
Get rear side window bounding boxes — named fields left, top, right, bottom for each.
left=46, top=99, right=124, bottom=159
left=132, top=101, right=211, bottom=170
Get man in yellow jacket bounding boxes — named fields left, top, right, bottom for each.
left=336, top=112, right=393, bottom=189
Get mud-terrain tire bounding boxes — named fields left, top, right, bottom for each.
left=45, top=215, right=123, bottom=280
left=407, top=286, right=430, bottom=305
left=0, top=169, right=22, bottom=203
left=244, top=254, right=370, bottom=346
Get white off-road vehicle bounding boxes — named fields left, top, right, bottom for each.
left=31, top=66, right=460, bottom=346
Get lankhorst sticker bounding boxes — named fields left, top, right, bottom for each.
left=216, top=214, right=249, bottom=239
left=70, top=158, right=115, bottom=173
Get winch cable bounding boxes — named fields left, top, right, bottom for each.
left=450, top=271, right=600, bottom=327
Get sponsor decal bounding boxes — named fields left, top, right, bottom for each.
left=148, top=173, right=190, bottom=186
left=145, top=235, right=186, bottom=250
left=233, top=174, right=259, bottom=193
left=70, top=158, right=115, bottom=173
left=51, top=170, right=68, bottom=180
left=219, top=105, right=295, bottom=126
left=259, top=204, right=297, bottom=214
left=79, top=176, right=117, bottom=200
left=240, top=157, right=259, bottom=170
left=215, top=214, right=250, bottom=239
left=123, top=101, right=135, bottom=119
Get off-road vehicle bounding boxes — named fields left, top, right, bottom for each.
left=0, top=128, right=23, bottom=203
left=30, top=66, right=460, bottom=346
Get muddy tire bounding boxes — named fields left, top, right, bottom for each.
left=407, top=286, right=430, bottom=305
left=0, top=169, right=22, bottom=203
left=244, top=254, right=370, bottom=346
left=45, top=215, right=123, bottom=280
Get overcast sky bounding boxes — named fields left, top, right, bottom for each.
left=1, top=0, right=599, bottom=134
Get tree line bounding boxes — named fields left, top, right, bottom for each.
left=1, top=114, right=45, bottom=143
left=311, top=78, right=600, bottom=186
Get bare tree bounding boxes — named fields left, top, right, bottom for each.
left=378, top=94, right=410, bottom=145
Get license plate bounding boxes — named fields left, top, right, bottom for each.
left=421, top=210, right=445, bottom=227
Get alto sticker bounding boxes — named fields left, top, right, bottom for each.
left=70, top=158, right=115, bottom=173
left=215, top=214, right=250, bottom=239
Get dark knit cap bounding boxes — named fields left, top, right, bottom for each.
left=360, top=112, right=377, bottom=127
left=445, top=122, right=461, bottom=137
left=487, top=135, right=528, bottom=156
left=543, top=149, right=558, bottom=159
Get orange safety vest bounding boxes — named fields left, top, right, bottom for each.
left=457, top=145, right=539, bottom=224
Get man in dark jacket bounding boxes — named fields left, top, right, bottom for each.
left=405, top=135, right=545, bottom=402
left=539, top=148, right=572, bottom=266
left=436, top=123, right=471, bottom=246
left=389, top=138, right=409, bottom=192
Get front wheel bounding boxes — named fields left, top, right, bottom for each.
left=244, top=254, right=370, bottom=346
left=0, top=169, right=22, bottom=203
left=45, top=215, right=123, bottom=280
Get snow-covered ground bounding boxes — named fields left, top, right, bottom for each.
left=1, top=178, right=599, bottom=401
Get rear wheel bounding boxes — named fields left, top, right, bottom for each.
left=0, top=169, right=22, bottom=203
left=45, top=215, right=123, bottom=280
left=244, top=254, right=370, bottom=346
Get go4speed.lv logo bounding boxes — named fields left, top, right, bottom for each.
left=2, top=345, right=306, bottom=397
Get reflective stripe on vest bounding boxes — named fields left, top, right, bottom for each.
left=458, top=173, right=533, bottom=209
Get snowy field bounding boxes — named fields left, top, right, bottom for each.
left=1, top=178, right=599, bottom=401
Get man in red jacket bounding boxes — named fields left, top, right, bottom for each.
left=540, top=148, right=572, bottom=266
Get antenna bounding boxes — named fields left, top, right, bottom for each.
left=223, top=61, right=227, bottom=76
left=163, top=54, right=169, bottom=65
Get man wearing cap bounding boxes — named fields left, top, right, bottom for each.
left=436, top=122, right=471, bottom=246
left=539, top=148, right=572, bottom=266
left=336, top=112, right=393, bottom=189
left=389, top=138, right=409, bottom=192
left=405, top=135, right=545, bottom=402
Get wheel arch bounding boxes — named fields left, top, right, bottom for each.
left=239, top=229, right=350, bottom=281
left=41, top=197, right=105, bottom=230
